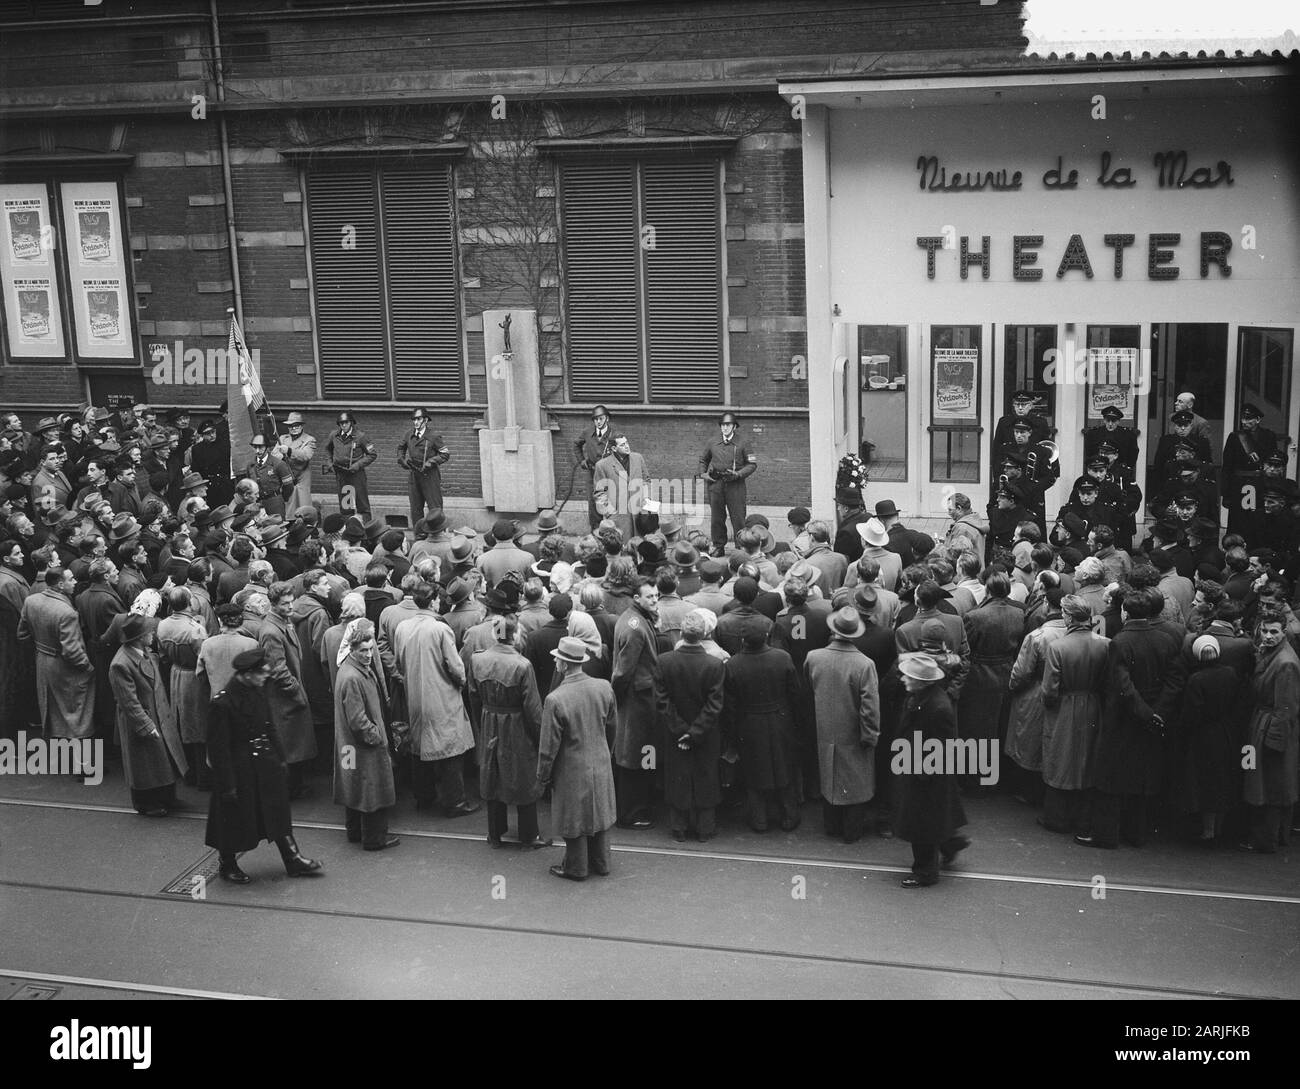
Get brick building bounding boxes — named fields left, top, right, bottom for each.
left=0, top=0, right=1029, bottom=529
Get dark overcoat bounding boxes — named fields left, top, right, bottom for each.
left=656, top=643, right=724, bottom=810
left=723, top=645, right=800, bottom=791
left=804, top=641, right=880, bottom=804
left=959, top=596, right=1024, bottom=743
left=893, top=683, right=967, bottom=844
left=257, top=611, right=317, bottom=764
left=537, top=671, right=618, bottom=838
left=110, top=645, right=187, bottom=791
left=291, top=592, right=334, bottom=727
left=204, top=678, right=293, bottom=851
left=470, top=642, right=544, bottom=806
left=610, top=604, right=660, bottom=769
left=1175, top=663, right=1245, bottom=813
left=333, top=655, right=397, bottom=812
left=1243, top=640, right=1300, bottom=807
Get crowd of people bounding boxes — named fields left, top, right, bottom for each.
left=0, top=395, right=1296, bottom=892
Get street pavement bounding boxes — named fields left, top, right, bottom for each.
left=0, top=764, right=1295, bottom=1000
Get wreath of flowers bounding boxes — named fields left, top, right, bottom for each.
left=836, top=453, right=869, bottom=492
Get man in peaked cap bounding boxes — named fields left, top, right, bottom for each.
left=1083, top=403, right=1139, bottom=473
left=204, top=645, right=323, bottom=884
left=993, top=390, right=1051, bottom=455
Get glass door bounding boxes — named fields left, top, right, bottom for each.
left=928, top=324, right=982, bottom=485
left=1236, top=326, right=1295, bottom=461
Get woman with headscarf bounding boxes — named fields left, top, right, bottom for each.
left=893, top=653, right=968, bottom=887
left=323, top=591, right=366, bottom=689
left=334, top=618, right=398, bottom=851
left=1177, top=634, right=1246, bottom=843
left=468, top=613, right=547, bottom=848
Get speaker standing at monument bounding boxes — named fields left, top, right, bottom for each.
left=699, top=411, right=756, bottom=557
left=275, top=412, right=317, bottom=513
left=574, top=405, right=616, bottom=531
left=326, top=411, right=377, bottom=517
left=397, top=407, right=450, bottom=527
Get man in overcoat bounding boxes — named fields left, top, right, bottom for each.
left=537, top=636, right=618, bottom=881
left=241, top=434, right=293, bottom=518
left=656, top=611, right=725, bottom=842
left=205, top=647, right=323, bottom=883
left=593, top=434, right=649, bottom=544
left=894, top=654, right=969, bottom=887
left=805, top=606, right=881, bottom=843
left=574, top=405, right=616, bottom=530
left=273, top=412, right=317, bottom=514
left=958, top=570, right=1024, bottom=785
left=156, top=586, right=210, bottom=789
left=610, top=578, right=661, bottom=828
left=397, top=407, right=450, bottom=527
left=76, top=557, right=123, bottom=744
left=17, top=567, right=95, bottom=744
left=333, top=620, right=398, bottom=851
left=110, top=613, right=187, bottom=815
left=1075, top=588, right=1182, bottom=850
left=291, top=570, right=336, bottom=764
left=1240, top=613, right=1300, bottom=853
left=259, top=582, right=317, bottom=796
left=469, top=613, right=547, bottom=849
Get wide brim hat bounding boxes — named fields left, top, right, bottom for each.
left=179, top=471, right=205, bottom=491
left=77, top=490, right=105, bottom=513
left=874, top=499, right=899, bottom=518
left=208, top=504, right=235, bottom=524
left=342, top=516, right=367, bottom=542
left=536, top=509, right=559, bottom=532
left=92, top=407, right=112, bottom=423
left=422, top=508, right=447, bottom=534
left=109, top=514, right=141, bottom=541
left=445, top=577, right=471, bottom=605
left=671, top=541, right=700, bottom=568
left=248, top=434, right=268, bottom=448
left=285, top=412, right=306, bottom=425
left=261, top=517, right=289, bottom=544
left=550, top=635, right=590, bottom=664
left=36, top=417, right=60, bottom=433
left=828, top=606, right=865, bottom=639
left=752, top=525, right=776, bottom=554
left=899, top=653, right=944, bottom=682
left=449, top=535, right=473, bottom=562
left=858, top=518, right=890, bottom=547
left=483, top=586, right=514, bottom=611
left=119, top=613, right=149, bottom=643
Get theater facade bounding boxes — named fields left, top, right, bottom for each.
left=787, top=64, right=1300, bottom=524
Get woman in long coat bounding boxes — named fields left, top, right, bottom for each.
left=803, top=607, right=881, bottom=843
left=656, top=612, right=726, bottom=841
left=1241, top=615, right=1300, bottom=852
left=155, top=587, right=210, bottom=788
left=1039, top=596, right=1111, bottom=832
left=1004, top=590, right=1068, bottom=802
left=110, top=614, right=187, bottom=815
left=258, top=582, right=317, bottom=791
left=893, top=654, right=968, bottom=887
left=1176, top=635, right=1245, bottom=842
left=333, top=619, right=398, bottom=851
left=468, top=614, right=546, bottom=848
left=723, top=630, right=802, bottom=832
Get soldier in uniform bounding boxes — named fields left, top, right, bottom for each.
left=1054, top=480, right=1117, bottom=540
left=986, top=481, right=1027, bottom=561
left=1150, top=411, right=1213, bottom=493
left=242, top=433, right=294, bottom=518
left=998, top=452, right=1046, bottom=536
left=1096, top=441, right=1142, bottom=552
left=397, top=407, right=450, bottom=527
left=993, top=417, right=1037, bottom=473
left=1223, top=402, right=1278, bottom=487
left=993, top=390, right=1051, bottom=453
left=274, top=412, right=317, bottom=513
left=325, top=411, right=377, bottom=517
left=1083, top=405, right=1140, bottom=474
left=574, top=405, right=616, bottom=531
left=698, top=411, right=756, bottom=557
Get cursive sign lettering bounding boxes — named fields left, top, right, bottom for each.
left=917, top=155, right=1023, bottom=192
left=1153, top=150, right=1233, bottom=189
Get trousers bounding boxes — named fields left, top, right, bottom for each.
left=562, top=830, right=610, bottom=878
left=487, top=800, right=540, bottom=845
left=708, top=480, right=747, bottom=550
left=1248, top=804, right=1290, bottom=852
left=407, top=467, right=443, bottom=526
left=412, top=753, right=467, bottom=810
left=615, top=764, right=653, bottom=821
left=335, top=469, right=370, bottom=517
left=669, top=805, right=716, bottom=836
left=289, top=472, right=312, bottom=514
left=1042, top=785, right=1087, bottom=831
left=910, top=837, right=969, bottom=884
left=746, top=784, right=798, bottom=830
left=1089, top=790, right=1149, bottom=847
left=822, top=800, right=868, bottom=843
left=345, top=806, right=390, bottom=848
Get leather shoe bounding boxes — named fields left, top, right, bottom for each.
left=1073, top=834, right=1116, bottom=849
left=488, top=837, right=504, bottom=849
left=1236, top=841, right=1275, bottom=854
left=549, top=864, right=585, bottom=882
left=218, top=862, right=250, bottom=884
left=616, top=817, right=654, bottom=830
left=672, top=830, right=686, bottom=842
left=901, top=876, right=936, bottom=888
left=522, top=837, right=552, bottom=850
left=940, top=836, right=971, bottom=865
left=139, top=806, right=169, bottom=818
left=364, top=835, right=401, bottom=851
left=444, top=801, right=481, bottom=819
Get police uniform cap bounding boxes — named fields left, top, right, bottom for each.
left=1100, top=406, right=1124, bottom=421
left=1240, top=403, right=1264, bottom=421
left=1085, top=456, right=1108, bottom=470
left=1000, top=451, right=1027, bottom=467
left=1097, top=439, right=1119, bottom=454
left=1011, top=419, right=1032, bottom=432
left=1170, top=410, right=1194, bottom=425
left=1012, top=391, right=1036, bottom=405
left=1077, top=480, right=1099, bottom=493
left=232, top=647, right=267, bottom=672
left=1265, top=451, right=1287, bottom=466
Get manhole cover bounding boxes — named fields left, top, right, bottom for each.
left=9, top=983, right=60, bottom=999
left=159, top=849, right=224, bottom=898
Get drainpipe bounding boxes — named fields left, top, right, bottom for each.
left=209, top=0, right=244, bottom=328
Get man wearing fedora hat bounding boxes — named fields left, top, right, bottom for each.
left=274, top=411, right=317, bottom=514
left=537, top=634, right=618, bottom=879
left=110, top=612, right=188, bottom=816
left=477, top=518, right=535, bottom=589
left=669, top=540, right=702, bottom=598
left=325, top=411, right=377, bottom=517
left=894, top=653, right=970, bottom=887
left=241, top=433, right=293, bottom=518
left=575, top=405, right=616, bottom=531
left=409, top=508, right=457, bottom=572
left=806, top=606, right=881, bottom=843
left=699, top=411, right=756, bottom=557
left=397, top=407, right=450, bottom=527
left=16, top=566, right=96, bottom=749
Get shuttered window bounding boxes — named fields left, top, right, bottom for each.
left=306, top=164, right=463, bottom=402
left=559, top=158, right=722, bottom=404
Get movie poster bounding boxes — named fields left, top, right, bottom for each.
left=1087, top=347, right=1139, bottom=422
left=0, top=183, right=65, bottom=358
left=60, top=181, right=134, bottom=359
left=932, top=347, right=979, bottom=420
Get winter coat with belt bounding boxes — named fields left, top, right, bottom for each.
left=1005, top=616, right=1068, bottom=772
left=1040, top=624, right=1111, bottom=790
left=394, top=611, right=474, bottom=761
left=469, top=642, right=544, bottom=806
left=537, top=671, right=618, bottom=838
left=155, top=612, right=208, bottom=744
left=204, top=676, right=292, bottom=852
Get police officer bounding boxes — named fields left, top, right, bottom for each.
left=325, top=411, right=377, bottom=517
left=998, top=451, right=1046, bottom=536
left=396, top=407, right=450, bottom=527
left=574, top=405, right=616, bottom=530
left=274, top=412, right=317, bottom=513
left=1083, top=405, right=1139, bottom=474
left=699, top=411, right=756, bottom=556
left=187, top=418, right=233, bottom=507
left=240, top=433, right=294, bottom=518
left=993, top=390, right=1050, bottom=452
left=1094, top=445, right=1142, bottom=552
left=993, top=417, right=1037, bottom=475
left=1056, top=478, right=1117, bottom=539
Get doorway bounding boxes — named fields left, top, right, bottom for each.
left=1145, top=322, right=1228, bottom=493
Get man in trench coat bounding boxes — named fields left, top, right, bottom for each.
left=205, top=647, right=322, bottom=883
left=1240, top=613, right=1300, bottom=853
left=537, top=636, right=618, bottom=881
left=610, top=579, right=661, bottom=828
left=334, top=621, right=398, bottom=851
left=805, top=606, right=881, bottom=843
left=655, top=610, right=725, bottom=841
left=17, top=567, right=95, bottom=744
left=259, top=582, right=317, bottom=796
left=110, top=613, right=187, bottom=815
left=592, top=434, right=649, bottom=544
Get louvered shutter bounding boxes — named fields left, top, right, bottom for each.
left=560, top=161, right=641, bottom=402
left=307, top=172, right=390, bottom=400
left=642, top=160, right=722, bottom=403
left=383, top=167, right=464, bottom=401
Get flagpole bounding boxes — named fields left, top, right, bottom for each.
left=227, top=306, right=278, bottom=439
